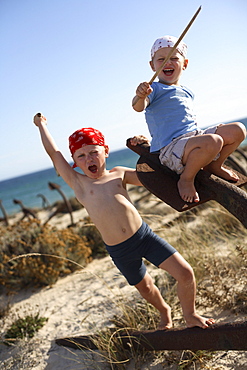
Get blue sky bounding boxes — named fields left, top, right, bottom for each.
left=1, top=0, right=247, bottom=181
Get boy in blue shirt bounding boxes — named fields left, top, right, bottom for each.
left=132, top=35, right=246, bottom=203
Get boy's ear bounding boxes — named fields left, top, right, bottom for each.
left=183, top=59, right=189, bottom=70
left=104, top=145, right=109, bottom=158
left=149, top=60, right=156, bottom=72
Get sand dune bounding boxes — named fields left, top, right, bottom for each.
left=1, top=187, right=247, bottom=369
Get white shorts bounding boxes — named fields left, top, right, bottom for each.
left=159, top=125, right=220, bottom=174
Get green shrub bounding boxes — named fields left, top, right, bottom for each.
left=4, top=313, right=48, bottom=344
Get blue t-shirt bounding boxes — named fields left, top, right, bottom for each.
left=145, top=82, right=198, bottom=152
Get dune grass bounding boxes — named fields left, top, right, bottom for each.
left=0, top=197, right=246, bottom=369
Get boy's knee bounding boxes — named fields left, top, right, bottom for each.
left=236, top=122, right=247, bottom=139
left=217, top=122, right=246, bottom=143
left=136, top=276, right=154, bottom=296
left=139, top=283, right=153, bottom=296
left=205, top=134, right=223, bottom=153
left=177, top=264, right=195, bottom=284
left=228, top=122, right=246, bottom=139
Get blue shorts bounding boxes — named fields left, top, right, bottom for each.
left=105, top=222, right=177, bottom=286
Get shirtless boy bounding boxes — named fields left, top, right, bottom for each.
left=33, top=113, right=214, bottom=330
left=132, top=35, right=246, bottom=203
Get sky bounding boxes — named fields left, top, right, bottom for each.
left=1, top=0, right=247, bottom=181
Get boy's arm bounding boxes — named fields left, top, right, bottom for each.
left=132, top=82, right=152, bottom=112
left=33, top=113, right=76, bottom=188
left=123, top=167, right=143, bottom=186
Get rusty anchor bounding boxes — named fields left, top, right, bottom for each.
left=126, top=140, right=247, bottom=228
left=56, top=321, right=247, bottom=351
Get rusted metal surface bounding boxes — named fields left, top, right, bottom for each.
left=126, top=140, right=247, bottom=228
left=13, top=199, right=38, bottom=220
left=228, top=147, right=247, bottom=175
left=121, top=321, right=247, bottom=351
left=0, top=199, right=9, bottom=226
left=56, top=335, right=98, bottom=350
left=56, top=321, right=247, bottom=351
left=47, top=182, right=75, bottom=226
left=227, top=154, right=247, bottom=176
left=37, top=193, right=50, bottom=209
left=202, top=171, right=247, bottom=228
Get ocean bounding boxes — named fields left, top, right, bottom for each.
left=1, top=117, right=247, bottom=217
left=0, top=148, right=139, bottom=216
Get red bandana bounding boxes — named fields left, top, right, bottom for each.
left=69, top=127, right=105, bottom=156
left=69, top=127, right=106, bottom=168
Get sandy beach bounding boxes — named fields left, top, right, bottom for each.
left=1, top=186, right=247, bottom=369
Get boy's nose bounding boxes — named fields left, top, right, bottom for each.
left=163, top=61, right=171, bottom=69
left=87, top=155, right=94, bottom=162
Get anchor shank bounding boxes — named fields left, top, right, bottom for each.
left=56, top=321, right=247, bottom=351
left=198, top=174, right=247, bottom=228
left=121, top=321, right=247, bottom=351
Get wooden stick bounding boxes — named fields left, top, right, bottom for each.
left=149, top=6, right=201, bottom=84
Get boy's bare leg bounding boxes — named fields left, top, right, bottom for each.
left=203, top=122, right=246, bottom=180
left=178, top=134, right=224, bottom=203
left=159, top=252, right=215, bottom=328
left=135, top=272, right=173, bottom=330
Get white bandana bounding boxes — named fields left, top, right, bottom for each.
left=151, top=35, right=187, bottom=59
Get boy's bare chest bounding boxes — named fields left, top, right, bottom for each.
left=74, top=174, right=126, bottom=207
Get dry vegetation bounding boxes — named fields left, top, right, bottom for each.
left=0, top=146, right=247, bottom=369
left=0, top=192, right=246, bottom=369
left=0, top=219, right=92, bottom=292
left=87, top=199, right=247, bottom=369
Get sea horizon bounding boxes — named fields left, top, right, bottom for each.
left=1, top=116, right=247, bottom=217
left=0, top=148, right=139, bottom=216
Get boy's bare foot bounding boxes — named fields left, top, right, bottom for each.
left=157, top=307, right=173, bottom=330
left=204, top=165, right=239, bottom=182
left=177, top=178, right=200, bottom=203
left=157, top=319, right=173, bottom=330
left=185, top=313, right=215, bottom=329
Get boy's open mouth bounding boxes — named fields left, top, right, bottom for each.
left=88, top=165, right=97, bottom=173
left=163, top=68, right=174, bottom=76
